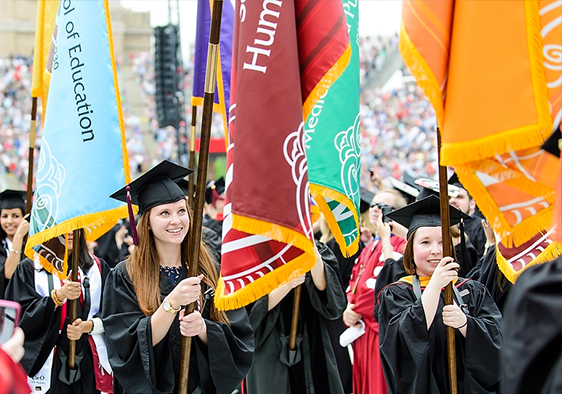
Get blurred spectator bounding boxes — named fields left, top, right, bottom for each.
left=2, top=37, right=438, bottom=197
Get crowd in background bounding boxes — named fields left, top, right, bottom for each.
left=0, top=35, right=436, bottom=192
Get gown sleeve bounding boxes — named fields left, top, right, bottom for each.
left=247, top=296, right=279, bottom=349
left=377, top=283, right=433, bottom=394
left=303, top=241, right=347, bottom=320
left=197, top=307, right=255, bottom=394
left=4, top=258, right=62, bottom=377
left=461, top=280, right=503, bottom=392
left=101, top=263, right=174, bottom=394
left=0, top=249, right=7, bottom=297
left=476, top=245, right=512, bottom=312
left=374, top=257, right=405, bottom=322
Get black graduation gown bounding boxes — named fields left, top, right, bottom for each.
left=0, top=244, right=7, bottom=297
left=325, top=238, right=364, bottom=292
left=245, top=242, right=347, bottom=394
left=374, top=241, right=479, bottom=320
left=457, top=237, right=479, bottom=278
left=501, top=257, right=562, bottom=394
left=0, top=239, right=25, bottom=297
left=378, top=278, right=503, bottom=394
left=463, top=216, right=486, bottom=261
left=93, top=224, right=130, bottom=268
left=324, top=238, right=364, bottom=393
left=205, top=219, right=223, bottom=239
left=202, top=226, right=222, bottom=270
left=467, top=245, right=512, bottom=313
left=101, top=261, right=254, bottom=394
left=5, top=257, right=109, bottom=394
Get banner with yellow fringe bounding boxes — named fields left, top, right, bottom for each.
left=305, top=0, right=360, bottom=258
left=215, top=0, right=350, bottom=310
left=400, top=0, right=561, bottom=283
left=25, top=0, right=132, bottom=279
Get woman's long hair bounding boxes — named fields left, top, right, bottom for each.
left=403, top=227, right=457, bottom=275
left=127, top=203, right=228, bottom=324
left=72, top=228, right=94, bottom=272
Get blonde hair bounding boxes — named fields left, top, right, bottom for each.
left=319, top=216, right=334, bottom=244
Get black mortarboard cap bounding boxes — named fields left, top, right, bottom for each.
left=389, top=177, right=419, bottom=204
left=205, top=177, right=225, bottom=204
left=177, top=178, right=189, bottom=196
left=360, top=187, right=375, bottom=213
left=541, top=128, right=561, bottom=158
left=448, top=172, right=464, bottom=190
left=110, top=160, right=193, bottom=213
left=403, top=171, right=419, bottom=190
left=0, top=189, right=26, bottom=211
left=415, top=177, right=460, bottom=201
left=386, top=195, right=471, bottom=239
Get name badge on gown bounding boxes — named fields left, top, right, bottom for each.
left=29, top=351, right=54, bottom=393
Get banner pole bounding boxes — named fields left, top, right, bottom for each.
left=437, top=126, right=458, bottom=394
left=178, top=0, right=224, bottom=392
left=67, top=229, right=81, bottom=370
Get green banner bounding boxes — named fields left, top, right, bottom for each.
left=305, top=0, right=360, bottom=256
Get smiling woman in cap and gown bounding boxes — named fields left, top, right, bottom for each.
left=101, top=160, right=254, bottom=394
left=376, top=195, right=503, bottom=394
left=0, top=189, right=29, bottom=296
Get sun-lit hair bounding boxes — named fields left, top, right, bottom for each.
left=360, top=211, right=376, bottom=236
left=127, top=202, right=228, bottom=324
left=319, top=216, right=333, bottom=244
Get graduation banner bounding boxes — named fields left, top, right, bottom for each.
left=400, top=0, right=562, bottom=282
left=191, top=0, right=234, bottom=137
left=31, top=0, right=59, bottom=117
left=25, top=0, right=132, bottom=279
left=215, top=0, right=350, bottom=310
left=305, top=0, right=361, bottom=257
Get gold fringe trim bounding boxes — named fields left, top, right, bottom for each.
left=24, top=205, right=132, bottom=279
left=399, top=20, right=444, bottom=127
left=456, top=167, right=554, bottom=247
left=497, top=241, right=562, bottom=284
left=214, top=251, right=315, bottom=310
left=310, top=183, right=359, bottom=257
left=442, top=0, right=552, bottom=166
left=105, top=0, right=132, bottom=184
left=302, top=43, right=351, bottom=121
left=442, top=123, right=552, bottom=168
left=231, top=214, right=314, bottom=255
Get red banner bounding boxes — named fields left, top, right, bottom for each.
left=215, top=0, right=350, bottom=310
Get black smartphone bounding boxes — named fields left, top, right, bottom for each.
left=0, top=300, right=21, bottom=345
left=370, top=202, right=393, bottom=223
left=380, top=204, right=393, bottom=223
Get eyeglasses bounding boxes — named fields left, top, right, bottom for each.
left=370, top=202, right=390, bottom=210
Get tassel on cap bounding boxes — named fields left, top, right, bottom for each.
left=126, top=185, right=139, bottom=245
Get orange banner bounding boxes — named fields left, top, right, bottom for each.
left=400, top=0, right=562, bottom=282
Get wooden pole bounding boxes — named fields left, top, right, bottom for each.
left=178, top=0, right=224, bottom=392
left=188, top=104, right=197, bottom=205
left=437, top=127, right=457, bottom=394
left=289, top=285, right=302, bottom=351
left=67, top=229, right=80, bottom=370
left=26, top=97, right=37, bottom=214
